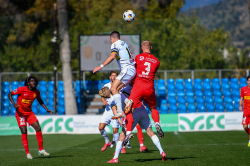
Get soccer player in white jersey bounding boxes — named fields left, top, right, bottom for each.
left=98, top=71, right=121, bottom=151
left=99, top=87, right=167, bottom=163
left=93, top=31, right=136, bottom=118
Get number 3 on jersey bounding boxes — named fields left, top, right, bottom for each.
left=142, top=62, right=151, bottom=75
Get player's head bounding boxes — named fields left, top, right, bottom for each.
left=110, top=31, right=120, bottom=44
left=141, top=40, right=152, bottom=52
left=99, top=87, right=111, bottom=98
left=109, top=70, right=118, bottom=83
left=25, top=76, right=38, bottom=89
left=247, top=76, right=250, bottom=86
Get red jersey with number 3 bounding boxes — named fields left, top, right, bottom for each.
left=134, top=53, right=160, bottom=89
left=12, top=86, right=41, bottom=116
left=240, top=86, right=250, bottom=116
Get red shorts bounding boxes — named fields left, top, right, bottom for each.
left=241, top=114, right=250, bottom=125
left=15, top=111, right=38, bottom=127
left=129, top=84, right=156, bottom=108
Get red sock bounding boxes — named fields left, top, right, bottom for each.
left=36, top=131, right=43, bottom=151
left=151, top=109, right=159, bottom=123
left=136, top=125, right=144, bottom=145
left=125, top=112, right=133, bottom=132
left=21, top=134, right=29, bottom=155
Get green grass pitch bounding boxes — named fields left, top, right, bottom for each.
left=0, top=131, right=250, bottom=166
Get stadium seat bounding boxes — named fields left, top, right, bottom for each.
left=232, top=90, right=240, bottom=97
left=224, top=97, right=233, bottom=104
left=167, top=90, right=176, bottom=97
left=168, top=97, right=177, bottom=104
left=203, top=78, right=211, bottom=84
left=1, top=108, right=9, bottom=116
left=2, top=101, right=10, bottom=110
left=94, top=80, right=102, bottom=90
left=58, top=99, right=65, bottom=106
left=160, top=100, right=168, bottom=114
left=214, top=97, right=223, bottom=104
left=48, top=105, right=54, bottom=113
left=187, top=104, right=196, bottom=113
left=10, top=107, right=16, bottom=116
left=195, top=90, right=203, bottom=97
left=185, top=83, right=193, bottom=91
left=186, top=90, right=194, bottom=97
left=167, top=79, right=175, bottom=85
left=203, top=83, right=212, bottom=90
left=58, top=82, right=64, bottom=92
left=177, top=97, right=186, bottom=104
left=206, top=104, right=215, bottom=112
left=169, top=104, right=178, bottom=114
left=85, top=80, right=93, bottom=91
left=212, top=78, right=220, bottom=83
left=240, top=82, right=247, bottom=88
left=221, top=83, right=230, bottom=90
left=157, top=79, right=165, bottom=85
left=11, top=81, right=19, bottom=90
left=216, top=104, right=224, bottom=112
left=20, top=81, right=25, bottom=86
left=2, top=81, right=10, bottom=87
left=33, top=99, right=38, bottom=106
left=223, top=90, right=231, bottom=97
left=221, top=78, right=229, bottom=84
left=225, top=104, right=234, bottom=112
left=39, top=81, right=47, bottom=86
left=212, top=83, right=221, bottom=91
left=204, top=90, right=213, bottom=97
left=32, top=106, right=38, bottom=115
left=205, top=97, right=214, bottom=104
left=176, top=84, right=184, bottom=91
left=230, top=78, right=238, bottom=84
left=194, top=84, right=203, bottom=91
left=185, top=78, right=192, bottom=83
left=197, top=104, right=206, bottom=112
left=194, top=78, right=202, bottom=84
left=196, top=97, right=205, bottom=105
left=234, top=103, right=240, bottom=112
left=186, top=97, right=195, bottom=104
left=239, top=78, right=247, bottom=84
left=176, top=91, right=185, bottom=97
left=167, top=84, right=175, bottom=91
left=176, top=79, right=183, bottom=84
left=233, top=96, right=240, bottom=103
left=178, top=104, right=187, bottom=113
left=214, top=90, right=222, bottom=97
left=39, top=106, right=47, bottom=115
left=231, top=83, right=239, bottom=90
left=39, top=86, right=47, bottom=93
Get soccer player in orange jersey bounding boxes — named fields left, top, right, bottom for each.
left=239, top=76, right=250, bottom=147
left=8, top=76, right=52, bottom=159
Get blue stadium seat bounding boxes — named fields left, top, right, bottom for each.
left=20, top=81, right=25, bottom=86
left=167, top=90, right=176, bottom=97
left=195, top=90, right=203, bottom=97
left=203, top=78, right=211, bottom=84
left=225, top=104, right=234, bottom=112
left=178, top=104, right=187, bottom=113
left=33, top=99, right=38, bottom=106
left=223, top=90, right=231, bottom=97
left=2, top=81, right=10, bottom=87
left=167, top=79, right=175, bottom=85
left=39, top=86, right=47, bottom=93
left=194, top=78, right=202, bottom=84
left=204, top=90, right=213, bottom=97
left=233, top=96, right=240, bottom=103
left=230, top=78, right=238, bottom=84
left=58, top=99, right=65, bottom=106
left=186, top=97, right=195, bottom=104
left=185, top=83, right=193, bottom=91
left=176, top=79, right=183, bottom=84
left=205, top=97, right=214, bottom=104
left=214, top=97, right=223, bottom=104
left=38, top=106, right=47, bottom=115
left=158, top=83, right=166, bottom=91
left=240, top=82, right=247, bottom=88
left=39, top=81, right=47, bottom=86
left=158, top=90, right=166, bottom=96
left=212, top=83, right=221, bottom=90
left=221, top=83, right=230, bottom=90
left=239, top=78, right=246, bottom=84
left=203, top=83, right=212, bottom=90
left=177, top=97, right=186, bottom=104
left=214, top=90, right=222, bottom=97
left=216, top=104, right=224, bottom=112
left=231, top=83, right=239, bottom=90
left=207, top=104, right=215, bottom=112
left=234, top=103, right=240, bottom=112
left=161, top=99, right=167, bottom=104
left=176, top=91, right=185, bottom=97
left=212, top=78, right=220, bottom=83
left=221, top=78, right=229, bottom=84
left=48, top=105, right=54, bottom=113
left=197, top=104, right=206, bottom=112
left=1, top=108, right=9, bottom=116
left=58, top=82, right=64, bottom=92
left=168, top=97, right=177, bottom=104
left=11, top=81, right=19, bottom=88
left=186, top=90, right=194, bottom=97
left=48, top=81, right=54, bottom=86
left=167, top=84, right=175, bottom=91
left=185, top=78, right=192, bottom=84
left=10, top=107, right=16, bottom=116
left=160, top=100, right=168, bottom=114
left=157, top=79, right=165, bottom=85
left=232, top=90, right=240, bottom=97
left=188, top=104, right=196, bottom=113
left=176, top=84, right=184, bottom=91
left=194, top=83, right=203, bottom=90
left=32, top=106, right=38, bottom=115
left=224, top=97, right=233, bottom=104
left=94, top=80, right=102, bottom=90
left=169, top=104, right=177, bottom=114
left=2, top=101, right=10, bottom=110
left=58, top=92, right=64, bottom=99
left=85, top=80, right=93, bottom=91
left=196, top=97, right=205, bottom=104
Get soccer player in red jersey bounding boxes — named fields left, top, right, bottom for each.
left=239, top=76, right=250, bottom=147
left=122, top=40, right=164, bottom=144
left=8, top=76, right=52, bottom=159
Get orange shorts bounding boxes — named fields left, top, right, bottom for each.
left=15, top=111, right=38, bottom=127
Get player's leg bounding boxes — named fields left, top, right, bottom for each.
left=99, top=122, right=112, bottom=151
left=242, top=115, right=250, bottom=147
left=136, top=124, right=148, bottom=152
left=112, top=127, right=119, bottom=146
left=110, top=79, right=125, bottom=115
left=30, top=120, right=50, bottom=156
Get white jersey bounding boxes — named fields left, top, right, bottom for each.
left=103, top=82, right=115, bottom=113
left=111, top=40, right=135, bottom=71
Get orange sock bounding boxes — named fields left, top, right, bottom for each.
left=36, top=131, right=43, bottom=151
left=22, top=134, right=29, bottom=155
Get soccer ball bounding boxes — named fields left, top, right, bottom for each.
left=123, top=10, right=135, bottom=22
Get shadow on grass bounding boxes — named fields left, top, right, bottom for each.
left=135, top=156, right=196, bottom=162
left=123, top=150, right=158, bottom=155
left=34, top=155, right=73, bottom=159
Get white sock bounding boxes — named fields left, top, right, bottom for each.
left=126, top=131, right=132, bottom=135
left=127, top=140, right=130, bottom=145
left=151, top=135, right=163, bottom=154
left=100, top=130, right=110, bottom=144
left=249, top=140, right=250, bottom=143
left=121, top=93, right=129, bottom=103
left=113, top=94, right=123, bottom=113
left=113, top=133, right=119, bottom=144
left=140, top=144, right=144, bottom=147
left=114, top=141, right=123, bottom=159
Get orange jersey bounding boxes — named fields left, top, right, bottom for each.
left=12, top=86, right=41, bottom=116
left=240, top=86, right=250, bottom=116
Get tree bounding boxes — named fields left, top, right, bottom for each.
left=57, top=0, right=77, bottom=114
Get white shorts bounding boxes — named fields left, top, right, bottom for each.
left=131, top=106, right=151, bottom=130
left=116, top=66, right=136, bottom=86
left=100, top=111, right=121, bottom=128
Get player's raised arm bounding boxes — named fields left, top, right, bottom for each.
left=93, top=52, right=116, bottom=73
left=37, top=99, right=52, bottom=115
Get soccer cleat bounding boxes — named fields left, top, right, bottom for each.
left=38, top=149, right=50, bottom=156
left=121, top=147, right=126, bottom=153
left=155, top=123, right=164, bottom=138
left=110, top=141, right=115, bottom=148
left=111, top=112, right=125, bottom=119
left=122, top=133, right=134, bottom=146
left=107, top=158, right=118, bottom=163
left=161, top=152, right=167, bottom=161
left=126, top=143, right=132, bottom=148
left=140, top=145, right=148, bottom=152
left=27, top=153, right=33, bottom=159
left=248, top=142, right=250, bottom=147
left=124, top=99, right=133, bottom=114
left=101, top=142, right=112, bottom=151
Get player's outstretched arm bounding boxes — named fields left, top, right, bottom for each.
left=7, top=92, right=19, bottom=109
left=239, top=97, right=243, bottom=111
left=93, top=52, right=116, bottom=73
left=38, top=99, right=52, bottom=115
left=101, top=97, right=108, bottom=105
